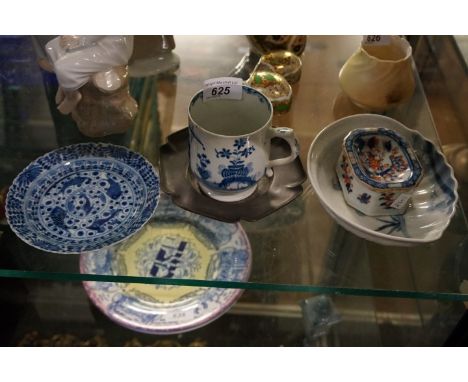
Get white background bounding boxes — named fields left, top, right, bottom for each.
left=1, top=0, right=468, bottom=380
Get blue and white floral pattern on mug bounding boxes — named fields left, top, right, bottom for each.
left=188, top=85, right=299, bottom=202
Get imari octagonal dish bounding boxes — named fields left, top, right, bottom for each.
left=337, top=127, right=423, bottom=216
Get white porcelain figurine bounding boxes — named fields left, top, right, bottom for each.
left=44, top=35, right=138, bottom=137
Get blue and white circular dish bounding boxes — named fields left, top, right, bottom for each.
left=6, top=143, right=160, bottom=254
left=308, top=114, right=458, bottom=247
left=80, top=195, right=252, bottom=335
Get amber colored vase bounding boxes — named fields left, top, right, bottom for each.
left=339, top=36, right=415, bottom=112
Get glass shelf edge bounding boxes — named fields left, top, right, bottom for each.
left=0, top=269, right=467, bottom=302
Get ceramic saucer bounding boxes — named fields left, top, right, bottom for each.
left=160, top=128, right=306, bottom=223
left=80, top=195, right=252, bottom=335
left=6, top=143, right=160, bottom=254
left=307, top=114, right=458, bottom=246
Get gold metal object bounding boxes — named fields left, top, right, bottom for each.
left=246, top=71, right=292, bottom=113
left=258, top=50, right=302, bottom=84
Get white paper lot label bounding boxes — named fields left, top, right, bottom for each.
left=390, top=193, right=411, bottom=210
left=362, top=35, right=392, bottom=46
left=203, top=77, right=243, bottom=101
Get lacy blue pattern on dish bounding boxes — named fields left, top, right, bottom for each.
left=6, top=143, right=160, bottom=253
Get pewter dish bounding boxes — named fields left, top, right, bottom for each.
left=160, top=128, right=306, bottom=222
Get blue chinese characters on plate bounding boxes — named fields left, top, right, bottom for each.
left=6, top=143, right=160, bottom=253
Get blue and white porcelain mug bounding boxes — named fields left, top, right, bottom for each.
left=188, top=85, right=299, bottom=202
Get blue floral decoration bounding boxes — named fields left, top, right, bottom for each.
left=17, top=164, right=42, bottom=185
left=197, top=153, right=211, bottom=166
left=375, top=215, right=407, bottom=236
left=196, top=153, right=211, bottom=180
left=215, top=148, right=232, bottom=159
left=216, top=140, right=257, bottom=190
left=357, top=193, right=371, bottom=204
left=240, top=146, right=255, bottom=158
left=234, top=138, right=247, bottom=150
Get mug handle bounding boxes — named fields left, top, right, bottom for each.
left=267, top=127, right=300, bottom=167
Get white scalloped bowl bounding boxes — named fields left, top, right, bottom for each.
left=307, top=114, right=459, bottom=246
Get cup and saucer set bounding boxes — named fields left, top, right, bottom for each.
left=160, top=84, right=306, bottom=222
left=4, top=80, right=459, bottom=333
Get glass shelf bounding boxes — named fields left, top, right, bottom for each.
left=1, top=35, right=468, bottom=302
